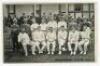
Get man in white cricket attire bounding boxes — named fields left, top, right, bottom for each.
left=39, top=19, right=47, bottom=52
left=47, top=17, right=57, bottom=31
left=69, top=19, right=77, bottom=28
left=40, top=18, right=47, bottom=33
left=31, top=26, right=46, bottom=55
left=68, top=26, right=80, bottom=55
left=18, top=28, right=30, bottom=56
left=30, top=18, right=39, bottom=31
left=78, top=24, right=91, bottom=55
left=58, top=26, right=67, bottom=54
left=46, top=27, right=56, bottom=54
left=58, top=18, right=67, bottom=29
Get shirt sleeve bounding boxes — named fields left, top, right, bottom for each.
left=63, top=31, right=67, bottom=39
left=46, top=33, right=49, bottom=40
left=64, top=22, right=67, bottom=29
left=68, top=32, right=71, bottom=41
left=26, top=34, right=30, bottom=41
left=30, top=25, right=33, bottom=31
left=55, top=22, right=57, bottom=28
left=75, top=31, right=80, bottom=41
left=18, top=33, right=21, bottom=42
left=86, top=28, right=91, bottom=38
left=54, top=32, right=57, bottom=39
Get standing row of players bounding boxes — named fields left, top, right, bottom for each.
left=11, top=16, right=91, bottom=56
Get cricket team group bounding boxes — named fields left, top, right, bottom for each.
left=7, top=12, right=93, bottom=56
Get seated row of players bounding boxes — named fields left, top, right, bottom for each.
left=12, top=17, right=91, bottom=56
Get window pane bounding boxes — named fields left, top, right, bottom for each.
left=9, top=5, right=14, bottom=13
left=74, top=4, right=83, bottom=11
left=61, top=4, right=66, bottom=12
left=83, top=4, right=89, bottom=11
left=69, top=4, right=74, bottom=12
left=90, top=4, right=94, bottom=11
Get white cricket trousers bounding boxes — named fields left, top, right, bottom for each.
left=47, top=41, right=56, bottom=52
left=31, top=41, right=46, bottom=53
left=78, top=39, right=90, bottom=52
left=68, top=41, right=78, bottom=52
left=21, top=42, right=30, bottom=56
left=58, top=39, right=66, bottom=51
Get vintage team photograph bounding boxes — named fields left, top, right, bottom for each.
left=3, top=3, right=95, bottom=63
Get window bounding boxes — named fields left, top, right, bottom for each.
left=90, top=4, right=94, bottom=11
left=69, top=4, right=74, bottom=12
left=83, top=4, right=89, bottom=11
left=8, top=5, right=15, bottom=14
left=74, top=4, right=83, bottom=12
